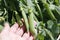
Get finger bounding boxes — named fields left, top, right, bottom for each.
left=16, top=28, right=20, bottom=32
left=4, top=22, right=10, bottom=30
left=28, top=36, right=33, bottom=40
left=16, top=25, right=26, bottom=36
left=3, top=22, right=10, bottom=32
left=16, top=28, right=24, bottom=36
left=10, top=23, right=18, bottom=33
left=22, top=32, right=30, bottom=40
left=16, top=36, right=22, bottom=40
left=21, top=18, right=24, bottom=23
left=16, top=28, right=23, bottom=36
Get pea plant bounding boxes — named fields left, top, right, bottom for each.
left=0, top=0, right=60, bottom=40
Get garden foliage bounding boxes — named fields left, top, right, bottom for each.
left=0, top=0, right=60, bottom=40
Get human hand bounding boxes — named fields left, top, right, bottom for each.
left=0, top=23, right=33, bottom=40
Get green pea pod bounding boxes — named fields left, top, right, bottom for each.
left=12, top=16, right=16, bottom=24
left=28, top=9, right=37, bottom=36
left=33, top=14, right=38, bottom=22
left=20, top=7, right=29, bottom=32
left=15, top=11, right=22, bottom=26
left=34, top=0, right=43, bottom=21
left=42, top=1, right=57, bottom=21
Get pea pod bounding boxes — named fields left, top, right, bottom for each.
left=28, top=9, right=37, bottom=36
left=34, top=0, right=43, bottom=21
left=20, top=7, right=29, bottom=32
left=15, top=11, right=22, bottom=26
left=42, top=0, right=57, bottom=21
left=12, top=16, right=16, bottom=24
left=33, top=14, right=38, bottom=22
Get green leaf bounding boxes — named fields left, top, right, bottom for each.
left=55, top=6, right=60, bottom=15
left=36, top=34, right=44, bottom=40
left=44, top=28, right=55, bottom=40
left=47, top=20, right=54, bottom=29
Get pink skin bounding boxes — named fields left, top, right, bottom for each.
left=0, top=23, right=33, bottom=40
left=34, top=21, right=37, bottom=27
